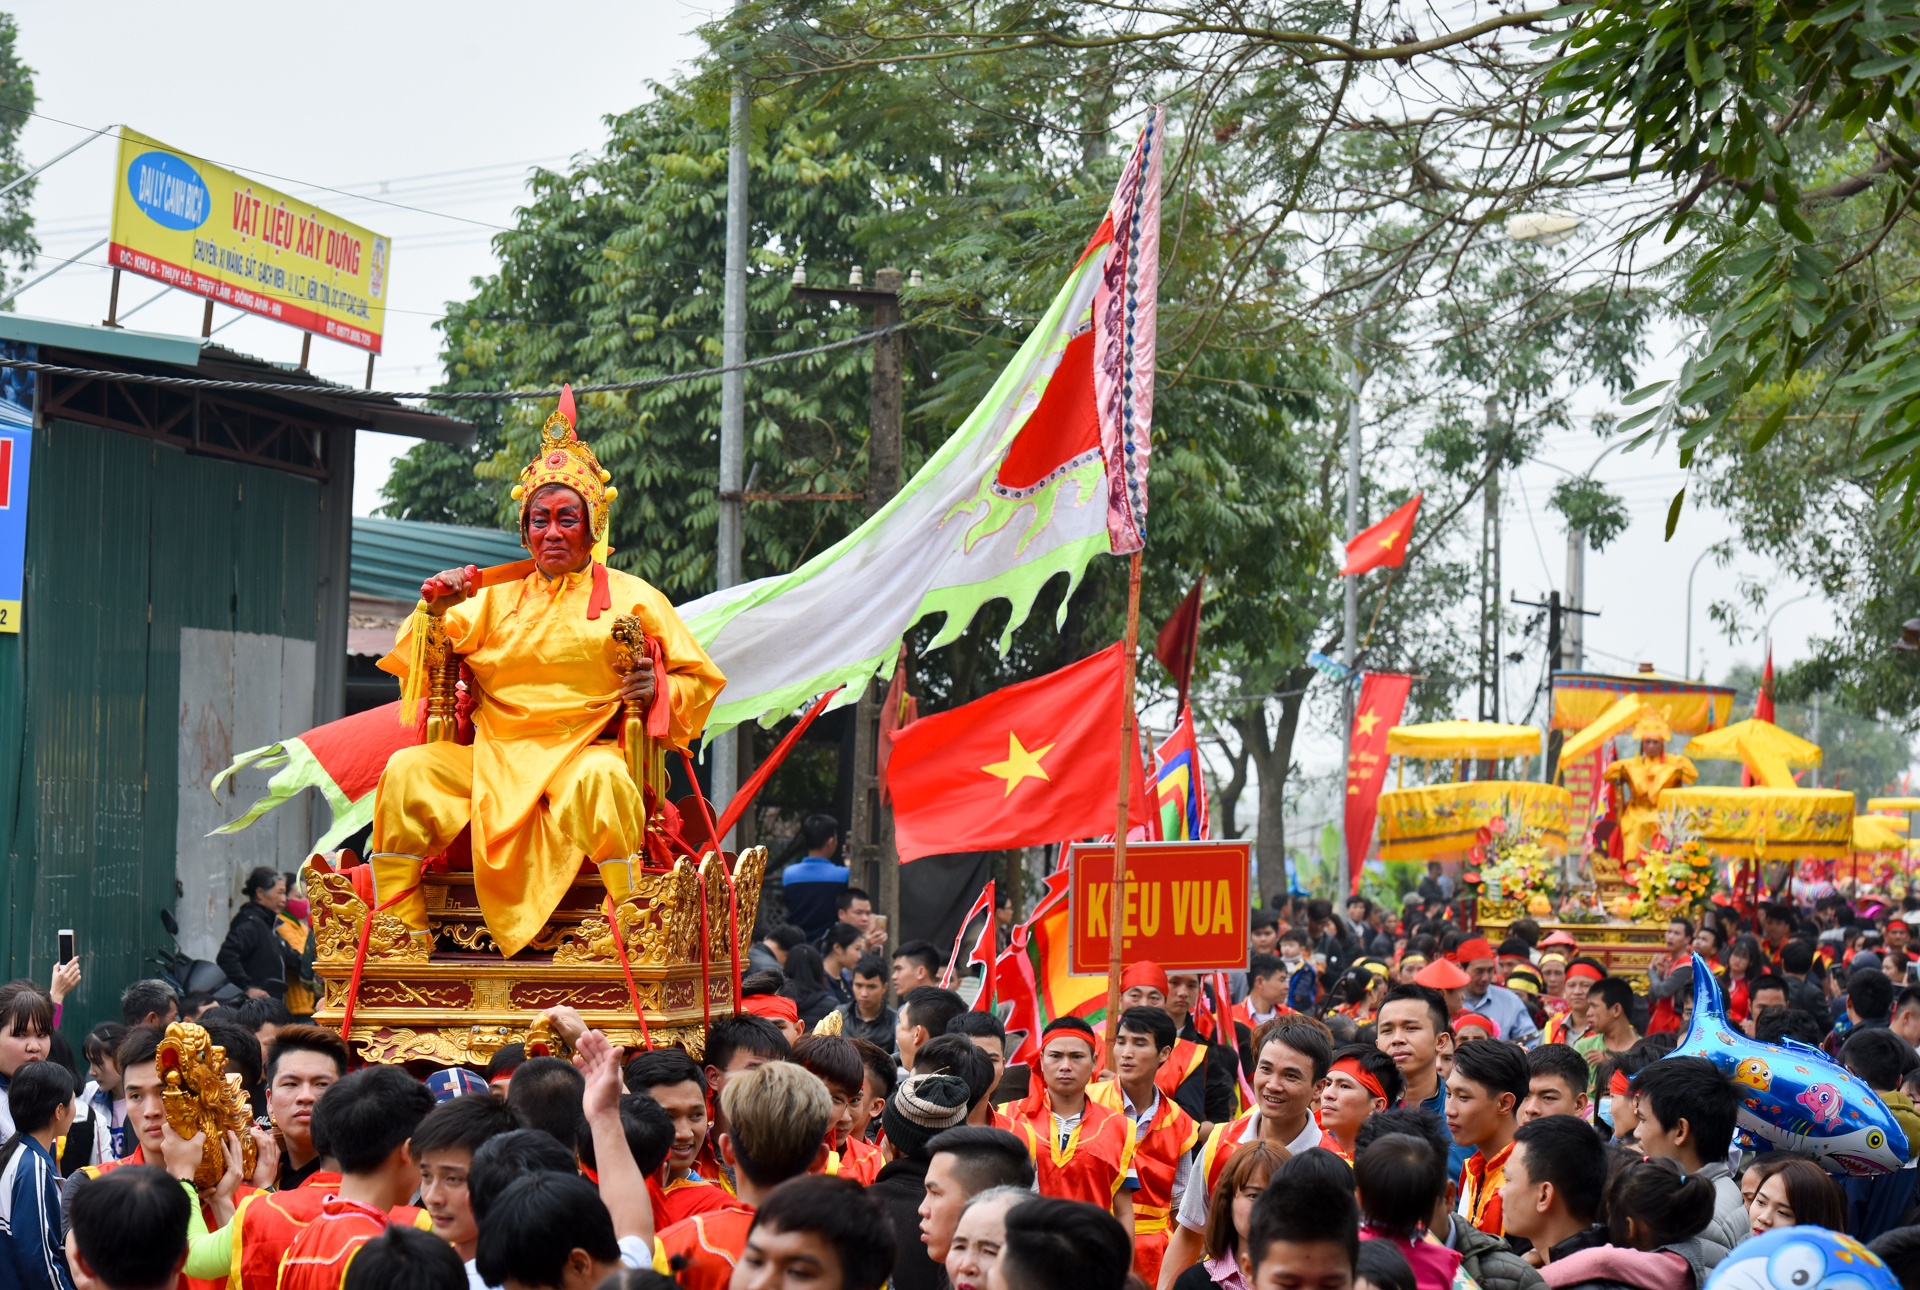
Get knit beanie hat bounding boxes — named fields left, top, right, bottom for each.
left=882, top=1072, right=970, bottom=1162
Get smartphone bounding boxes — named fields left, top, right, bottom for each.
left=57, top=929, right=74, bottom=966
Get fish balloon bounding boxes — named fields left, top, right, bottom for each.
left=1705, top=1226, right=1898, bottom=1290
left=1667, top=950, right=1907, bottom=1175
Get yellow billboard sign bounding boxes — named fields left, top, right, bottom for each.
left=108, top=129, right=391, bottom=353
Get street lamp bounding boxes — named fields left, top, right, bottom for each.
left=1764, top=593, right=1814, bottom=649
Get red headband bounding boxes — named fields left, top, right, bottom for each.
left=1609, top=1068, right=1631, bottom=1097
left=743, top=994, right=801, bottom=1025
left=1121, top=961, right=1170, bottom=996
left=1567, top=963, right=1605, bottom=982
left=1331, top=1057, right=1387, bottom=1103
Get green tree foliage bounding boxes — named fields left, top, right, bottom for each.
left=0, top=16, right=39, bottom=302
left=1539, top=0, right=1920, bottom=537
left=384, top=3, right=1659, bottom=897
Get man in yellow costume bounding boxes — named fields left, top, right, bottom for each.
left=1602, top=707, right=1697, bottom=861
left=370, top=388, right=726, bottom=956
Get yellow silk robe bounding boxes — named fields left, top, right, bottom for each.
left=375, top=566, right=725, bottom=954
left=1603, top=753, right=1698, bottom=860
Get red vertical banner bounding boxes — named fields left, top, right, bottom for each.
left=1345, top=673, right=1413, bottom=892
left=1562, top=750, right=1603, bottom=853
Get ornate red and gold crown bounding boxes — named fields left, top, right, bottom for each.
left=510, top=384, right=615, bottom=547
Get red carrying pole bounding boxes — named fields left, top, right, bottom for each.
left=1103, top=552, right=1143, bottom=1065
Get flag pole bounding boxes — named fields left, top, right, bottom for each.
left=1106, top=551, right=1144, bottom=1064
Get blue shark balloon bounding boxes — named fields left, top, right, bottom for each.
left=1705, top=1227, right=1898, bottom=1290
left=1667, top=951, right=1907, bottom=1175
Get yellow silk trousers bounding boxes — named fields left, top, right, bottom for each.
left=369, top=740, right=646, bottom=955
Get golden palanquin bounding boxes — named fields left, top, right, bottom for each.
left=1376, top=781, right=1573, bottom=863
left=307, top=848, right=765, bottom=1065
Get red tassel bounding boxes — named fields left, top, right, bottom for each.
left=587, top=561, right=612, bottom=620
left=644, top=635, right=671, bottom=739
left=557, top=382, right=577, bottom=433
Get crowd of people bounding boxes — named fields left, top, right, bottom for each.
left=7, top=867, right=1920, bottom=1290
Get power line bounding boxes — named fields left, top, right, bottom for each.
left=4, top=108, right=520, bottom=232
left=0, top=319, right=907, bottom=401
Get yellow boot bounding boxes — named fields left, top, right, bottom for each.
left=597, top=855, right=639, bottom=905
left=367, top=852, right=433, bottom=955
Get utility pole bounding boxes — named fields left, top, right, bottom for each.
left=793, top=268, right=905, bottom=927
left=1565, top=529, right=1586, bottom=670
left=1514, top=589, right=1597, bottom=780
left=1477, top=399, right=1503, bottom=730
left=713, top=19, right=751, bottom=833
left=1338, top=310, right=1364, bottom=900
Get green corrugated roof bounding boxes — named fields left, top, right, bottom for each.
left=0, top=312, right=203, bottom=365
left=351, top=517, right=526, bottom=601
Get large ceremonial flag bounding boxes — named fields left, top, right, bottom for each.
left=886, top=643, right=1153, bottom=862
left=1344, top=672, right=1413, bottom=889
left=679, top=109, right=1165, bottom=737
left=1342, top=494, right=1423, bottom=576
left=1153, top=704, right=1209, bottom=841
left=209, top=701, right=419, bottom=851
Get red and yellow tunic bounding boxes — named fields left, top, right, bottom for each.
left=835, top=1135, right=883, bottom=1185
left=1192, top=1111, right=1259, bottom=1217
left=1155, top=1038, right=1210, bottom=1109
left=276, top=1196, right=392, bottom=1290
left=1458, top=1141, right=1514, bottom=1236
left=229, top=1176, right=429, bottom=1290
left=654, top=1202, right=756, bottom=1290
left=1004, top=1089, right=1136, bottom=1208
left=1091, top=1083, right=1198, bottom=1285
left=648, top=1174, right=736, bottom=1230
left=84, top=1150, right=267, bottom=1290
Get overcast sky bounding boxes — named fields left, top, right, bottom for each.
left=4, top=0, right=1845, bottom=760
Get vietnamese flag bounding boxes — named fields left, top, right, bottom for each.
left=887, top=643, right=1153, bottom=863
left=1342, top=494, right=1423, bottom=575
left=1345, top=672, right=1413, bottom=891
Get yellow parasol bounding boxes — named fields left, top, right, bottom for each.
left=1856, top=815, right=1911, bottom=852
left=1385, top=720, right=1541, bottom=761
left=1868, top=797, right=1920, bottom=813
left=1555, top=694, right=1645, bottom=768
left=1682, top=718, right=1823, bottom=768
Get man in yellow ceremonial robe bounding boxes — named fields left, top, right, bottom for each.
left=1602, top=707, right=1697, bottom=861
left=370, top=389, right=725, bottom=956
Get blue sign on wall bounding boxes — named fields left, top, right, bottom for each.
left=0, top=340, right=36, bottom=634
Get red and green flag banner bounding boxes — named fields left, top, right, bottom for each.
left=210, top=701, right=420, bottom=852
left=1344, top=672, right=1413, bottom=891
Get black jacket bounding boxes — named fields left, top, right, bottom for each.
left=1177, top=1018, right=1241, bottom=1124
left=869, top=1157, right=942, bottom=1290
left=215, top=901, right=299, bottom=995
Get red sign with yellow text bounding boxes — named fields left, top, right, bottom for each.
left=1066, top=840, right=1251, bottom=974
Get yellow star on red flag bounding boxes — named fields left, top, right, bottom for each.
left=982, top=732, right=1055, bottom=795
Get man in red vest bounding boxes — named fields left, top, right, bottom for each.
left=1091, top=1007, right=1198, bottom=1285
left=274, top=1068, right=434, bottom=1290
left=653, top=1061, right=833, bottom=1290
left=1002, top=1017, right=1136, bottom=1232
left=64, top=1025, right=275, bottom=1290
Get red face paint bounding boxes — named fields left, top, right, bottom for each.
left=525, top=485, right=593, bottom=577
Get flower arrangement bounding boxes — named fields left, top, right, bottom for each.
left=1626, top=834, right=1715, bottom=923
left=1479, top=823, right=1557, bottom=904
left=1474, top=814, right=1561, bottom=921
